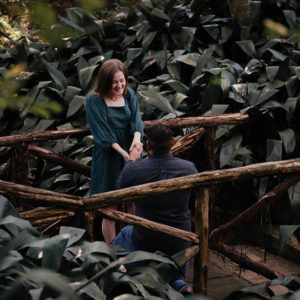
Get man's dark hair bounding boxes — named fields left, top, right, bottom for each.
left=146, top=124, right=173, bottom=154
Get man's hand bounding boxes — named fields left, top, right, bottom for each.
left=129, top=145, right=143, bottom=161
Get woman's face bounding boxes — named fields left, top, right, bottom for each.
left=111, top=70, right=126, bottom=98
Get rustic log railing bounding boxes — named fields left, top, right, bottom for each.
left=1, top=113, right=299, bottom=294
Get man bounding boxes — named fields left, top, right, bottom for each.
left=114, top=124, right=198, bottom=294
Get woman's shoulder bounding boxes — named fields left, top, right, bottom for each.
left=87, top=91, right=101, bottom=99
left=87, top=91, right=104, bottom=102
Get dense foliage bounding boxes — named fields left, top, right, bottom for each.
left=0, top=196, right=209, bottom=299
left=1, top=0, right=299, bottom=224
left=0, top=0, right=300, bottom=297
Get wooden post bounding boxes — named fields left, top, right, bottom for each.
left=200, top=126, right=216, bottom=225
left=84, top=211, right=95, bottom=241
left=10, top=145, right=28, bottom=212
left=193, top=188, right=209, bottom=294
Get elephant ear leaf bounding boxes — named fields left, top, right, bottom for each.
left=220, top=134, right=243, bottom=168
left=79, top=65, right=98, bottom=92
left=288, top=181, right=300, bottom=223
left=279, top=225, right=300, bottom=253
left=266, top=139, right=282, bottom=162
left=138, top=90, right=177, bottom=115
left=42, top=235, right=69, bottom=271
left=66, top=96, right=86, bottom=119
left=236, top=40, right=257, bottom=58
left=278, top=128, right=295, bottom=154
left=41, top=58, right=68, bottom=90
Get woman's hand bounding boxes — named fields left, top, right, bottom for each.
left=122, top=150, right=130, bottom=161
left=129, top=145, right=143, bottom=161
left=130, top=132, right=142, bottom=151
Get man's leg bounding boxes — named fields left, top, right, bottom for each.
left=114, top=227, right=192, bottom=294
left=170, top=264, right=193, bottom=294
left=113, top=225, right=136, bottom=251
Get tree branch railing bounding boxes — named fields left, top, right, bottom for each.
left=1, top=159, right=300, bottom=293
left=2, top=113, right=300, bottom=295
left=0, top=113, right=248, bottom=146
left=84, top=158, right=300, bottom=209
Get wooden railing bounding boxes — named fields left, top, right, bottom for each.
left=1, top=113, right=299, bottom=294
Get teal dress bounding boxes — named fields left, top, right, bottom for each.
left=86, top=88, right=144, bottom=195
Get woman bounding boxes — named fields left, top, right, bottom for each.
left=86, top=59, right=143, bottom=243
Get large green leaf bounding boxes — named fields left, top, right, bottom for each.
left=266, top=66, right=279, bottom=82
left=201, top=75, right=222, bottom=112
left=178, top=27, right=196, bottom=51
left=167, top=61, right=181, bottom=80
left=104, top=272, right=150, bottom=298
left=205, top=104, right=229, bottom=115
left=278, top=128, right=295, bottom=154
left=279, top=225, right=300, bottom=252
left=267, top=49, right=287, bottom=61
left=1, top=269, right=80, bottom=300
left=0, top=250, right=23, bottom=272
left=266, top=139, right=282, bottom=162
left=65, top=86, right=82, bottom=103
left=192, top=46, right=216, bottom=80
left=75, top=250, right=178, bottom=292
left=236, top=40, right=257, bottom=57
left=220, top=134, right=243, bottom=168
left=68, top=241, right=115, bottom=260
left=174, top=53, right=201, bottom=67
left=221, top=70, right=236, bottom=93
left=42, top=235, right=69, bottom=270
left=229, top=83, right=247, bottom=103
left=162, top=80, right=189, bottom=94
left=79, top=65, right=98, bottom=92
left=255, top=87, right=279, bottom=107
left=41, top=58, right=68, bottom=90
left=113, top=295, right=145, bottom=300
left=68, top=47, right=96, bottom=63
left=0, top=196, right=20, bottom=218
left=134, top=21, right=150, bottom=42
left=288, top=181, right=300, bottom=222
left=286, top=75, right=299, bottom=97
left=138, top=90, right=177, bottom=115
left=142, top=31, right=157, bottom=49
left=0, top=216, right=35, bottom=236
left=77, top=281, right=106, bottom=300
left=59, top=226, right=86, bottom=247
left=66, top=95, right=86, bottom=119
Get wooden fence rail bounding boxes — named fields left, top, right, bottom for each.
left=2, top=113, right=300, bottom=295
left=0, top=113, right=248, bottom=146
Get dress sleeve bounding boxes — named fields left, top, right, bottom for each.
left=126, top=88, right=144, bottom=136
left=86, top=94, right=117, bottom=149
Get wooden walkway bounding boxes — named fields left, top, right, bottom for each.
left=190, top=243, right=300, bottom=299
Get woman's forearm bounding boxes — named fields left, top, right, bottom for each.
left=112, top=143, right=129, bottom=160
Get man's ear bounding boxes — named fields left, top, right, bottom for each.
left=170, top=137, right=176, bottom=147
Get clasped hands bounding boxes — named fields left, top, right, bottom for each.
left=122, top=140, right=143, bottom=161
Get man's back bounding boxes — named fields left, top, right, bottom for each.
left=116, top=153, right=198, bottom=255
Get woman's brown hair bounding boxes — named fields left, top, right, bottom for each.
left=94, top=59, right=128, bottom=97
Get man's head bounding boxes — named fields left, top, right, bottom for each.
left=146, top=124, right=175, bottom=154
